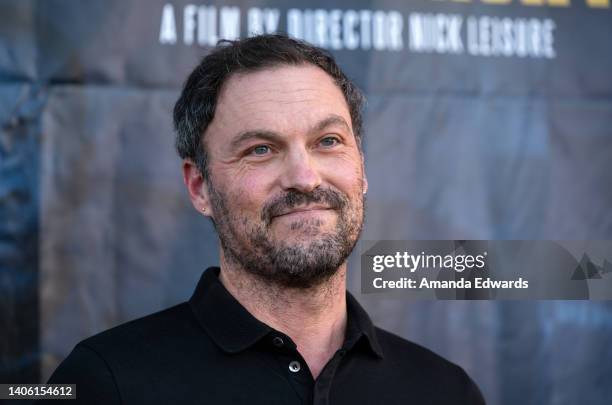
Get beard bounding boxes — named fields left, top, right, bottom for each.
left=207, top=180, right=365, bottom=289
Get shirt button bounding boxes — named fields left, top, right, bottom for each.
left=272, top=336, right=284, bottom=347
left=288, top=360, right=301, bottom=373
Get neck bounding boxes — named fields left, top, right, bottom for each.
left=218, top=251, right=347, bottom=380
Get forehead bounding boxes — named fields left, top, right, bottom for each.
left=208, top=64, right=352, bottom=142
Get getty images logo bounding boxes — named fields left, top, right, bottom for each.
left=372, top=251, right=487, bottom=273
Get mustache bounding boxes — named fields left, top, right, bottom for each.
left=261, top=188, right=347, bottom=225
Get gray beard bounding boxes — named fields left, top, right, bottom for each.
left=207, top=182, right=364, bottom=289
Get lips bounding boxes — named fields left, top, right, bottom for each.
left=273, top=205, right=333, bottom=218
left=262, top=189, right=346, bottom=225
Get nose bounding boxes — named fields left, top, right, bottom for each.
left=279, top=147, right=322, bottom=193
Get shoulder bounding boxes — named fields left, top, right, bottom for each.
left=375, top=327, right=458, bottom=371
left=45, top=344, right=120, bottom=404
left=374, top=327, right=485, bottom=404
left=47, top=302, right=208, bottom=402
left=77, top=302, right=196, bottom=354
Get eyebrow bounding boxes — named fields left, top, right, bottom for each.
left=229, top=114, right=353, bottom=151
left=229, top=130, right=285, bottom=151
left=313, top=114, right=352, bottom=134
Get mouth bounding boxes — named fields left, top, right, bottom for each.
left=272, top=205, right=334, bottom=219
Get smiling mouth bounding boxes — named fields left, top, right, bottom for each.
left=273, top=206, right=334, bottom=219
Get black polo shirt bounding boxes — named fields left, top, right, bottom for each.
left=46, top=267, right=485, bottom=404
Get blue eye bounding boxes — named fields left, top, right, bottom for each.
left=251, top=145, right=271, bottom=155
left=320, top=136, right=339, bottom=147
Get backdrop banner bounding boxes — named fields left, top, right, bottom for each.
left=1, top=1, right=611, bottom=404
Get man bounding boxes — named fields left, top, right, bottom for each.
left=46, top=34, right=485, bottom=404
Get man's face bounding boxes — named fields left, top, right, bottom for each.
left=200, top=64, right=367, bottom=289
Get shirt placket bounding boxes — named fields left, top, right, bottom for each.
left=268, top=333, right=314, bottom=404
left=312, top=348, right=347, bottom=405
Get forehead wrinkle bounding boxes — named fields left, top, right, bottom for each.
left=229, top=114, right=352, bottom=150
left=230, top=87, right=335, bottom=108
left=217, top=65, right=348, bottom=110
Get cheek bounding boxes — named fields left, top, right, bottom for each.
left=225, top=173, right=273, bottom=217
left=322, top=156, right=365, bottom=195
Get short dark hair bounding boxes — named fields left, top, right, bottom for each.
left=173, top=34, right=365, bottom=179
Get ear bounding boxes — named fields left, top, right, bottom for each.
left=182, top=159, right=212, bottom=217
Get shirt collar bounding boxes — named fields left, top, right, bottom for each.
left=189, top=267, right=384, bottom=359
left=344, top=291, right=384, bottom=359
